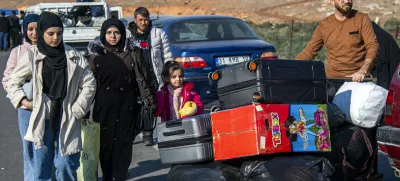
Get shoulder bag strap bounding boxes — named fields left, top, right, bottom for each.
left=131, top=52, right=148, bottom=107
left=130, top=51, right=157, bottom=130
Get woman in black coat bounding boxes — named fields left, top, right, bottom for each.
left=371, top=22, right=400, bottom=89
left=87, top=18, right=156, bottom=181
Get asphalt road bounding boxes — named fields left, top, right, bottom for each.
left=0, top=50, right=398, bottom=181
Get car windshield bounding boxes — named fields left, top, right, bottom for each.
left=169, top=18, right=259, bottom=43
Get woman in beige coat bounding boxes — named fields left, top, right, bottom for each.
left=6, top=12, right=96, bottom=180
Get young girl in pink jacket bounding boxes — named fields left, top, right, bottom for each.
left=2, top=14, right=39, bottom=181
left=156, top=61, right=204, bottom=122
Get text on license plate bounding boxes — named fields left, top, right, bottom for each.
left=216, top=56, right=251, bottom=66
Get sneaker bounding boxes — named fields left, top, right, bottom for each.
left=143, top=135, right=154, bottom=146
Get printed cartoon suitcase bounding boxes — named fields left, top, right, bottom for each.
left=211, top=104, right=331, bottom=161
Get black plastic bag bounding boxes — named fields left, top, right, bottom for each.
left=167, top=162, right=241, bottom=181
left=327, top=102, right=346, bottom=129
left=240, top=156, right=334, bottom=181
left=324, top=123, right=375, bottom=181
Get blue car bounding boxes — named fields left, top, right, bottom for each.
left=153, top=15, right=277, bottom=106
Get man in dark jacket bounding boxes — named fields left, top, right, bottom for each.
left=8, top=10, right=21, bottom=48
left=0, top=11, right=11, bottom=51
left=20, top=10, right=25, bottom=19
left=126, top=7, right=173, bottom=84
left=127, top=7, right=173, bottom=146
left=371, top=22, right=400, bottom=89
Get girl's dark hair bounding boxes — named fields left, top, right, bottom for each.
left=161, top=61, right=184, bottom=83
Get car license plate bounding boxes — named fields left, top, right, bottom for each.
left=216, top=55, right=250, bottom=66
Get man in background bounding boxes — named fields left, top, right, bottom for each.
left=8, top=10, right=21, bottom=48
left=19, top=10, right=25, bottom=35
left=295, top=0, right=379, bottom=82
left=0, top=11, right=11, bottom=51
left=19, top=10, right=25, bottom=19
left=127, top=7, right=173, bottom=146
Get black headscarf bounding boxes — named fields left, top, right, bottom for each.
left=100, top=18, right=126, bottom=50
left=37, top=12, right=67, bottom=131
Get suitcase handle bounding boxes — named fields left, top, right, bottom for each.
left=327, top=77, right=376, bottom=83
left=265, top=119, right=270, bottom=131
left=166, top=120, right=182, bottom=128
left=163, top=129, right=186, bottom=136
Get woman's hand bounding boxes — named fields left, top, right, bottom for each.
left=347, top=70, right=367, bottom=82
left=22, top=99, right=33, bottom=110
left=81, top=119, right=88, bottom=126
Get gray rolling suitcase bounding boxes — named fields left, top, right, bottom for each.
left=157, top=114, right=213, bottom=164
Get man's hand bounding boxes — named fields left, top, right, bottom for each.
left=347, top=70, right=367, bottom=82
left=21, top=99, right=33, bottom=110
left=81, top=119, right=88, bottom=126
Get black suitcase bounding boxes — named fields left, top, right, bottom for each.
left=213, top=59, right=327, bottom=110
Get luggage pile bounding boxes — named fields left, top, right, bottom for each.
left=325, top=79, right=387, bottom=180
left=167, top=156, right=334, bottom=181
left=157, top=59, right=386, bottom=181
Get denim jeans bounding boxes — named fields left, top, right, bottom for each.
left=18, top=108, right=34, bottom=181
left=0, top=31, right=9, bottom=49
left=33, top=119, right=80, bottom=181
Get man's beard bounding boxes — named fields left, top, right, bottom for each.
left=334, top=1, right=352, bottom=14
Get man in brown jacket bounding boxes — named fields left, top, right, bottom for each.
left=295, top=0, right=379, bottom=82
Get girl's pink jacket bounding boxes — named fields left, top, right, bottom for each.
left=156, top=81, right=204, bottom=122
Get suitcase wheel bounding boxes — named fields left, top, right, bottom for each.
left=210, top=105, right=220, bottom=113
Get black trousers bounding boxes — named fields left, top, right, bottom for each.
left=142, top=130, right=153, bottom=137
left=10, top=29, right=21, bottom=48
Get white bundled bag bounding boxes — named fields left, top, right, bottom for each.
left=332, top=82, right=388, bottom=128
